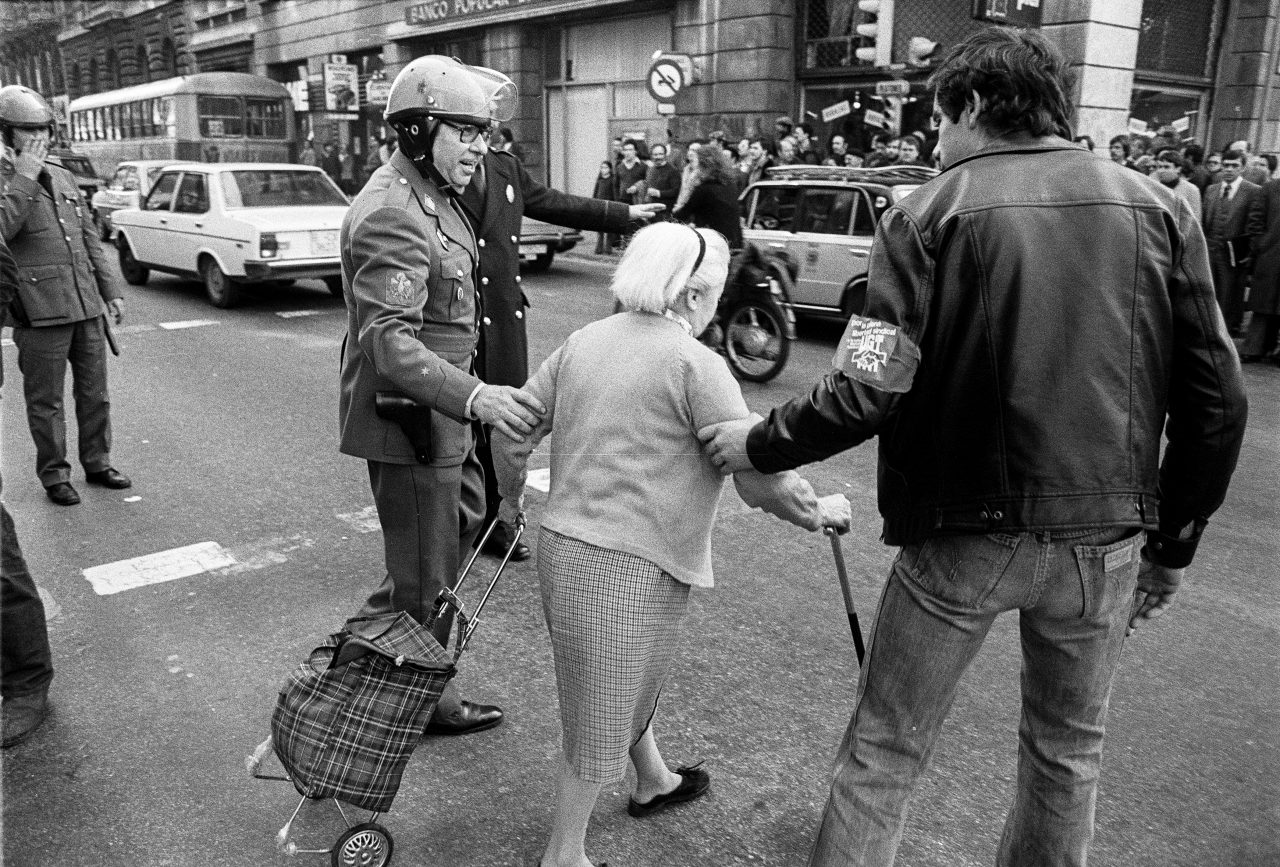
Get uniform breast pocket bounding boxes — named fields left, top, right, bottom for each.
left=16, top=265, right=72, bottom=325
left=434, top=251, right=473, bottom=320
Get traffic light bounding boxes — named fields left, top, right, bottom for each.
left=854, top=0, right=895, bottom=67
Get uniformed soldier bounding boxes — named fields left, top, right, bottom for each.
left=0, top=85, right=130, bottom=506
left=458, top=107, right=663, bottom=561
left=338, top=56, right=544, bottom=736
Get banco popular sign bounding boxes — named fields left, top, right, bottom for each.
left=406, top=0, right=557, bottom=26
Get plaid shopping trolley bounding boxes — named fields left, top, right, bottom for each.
left=248, top=516, right=525, bottom=867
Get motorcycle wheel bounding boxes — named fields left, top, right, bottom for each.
left=722, top=298, right=790, bottom=382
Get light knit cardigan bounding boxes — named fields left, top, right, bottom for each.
left=492, top=311, right=823, bottom=588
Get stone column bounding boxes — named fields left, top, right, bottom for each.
left=1041, top=0, right=1143, bottom=146
left=484, top=24, right=544, bottom=175
left=671, top=0, right=794, bottom=142
left=1211, top=0, right=1280, bottom=152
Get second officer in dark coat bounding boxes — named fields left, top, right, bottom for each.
left=458, top=138, right=663, bottom=558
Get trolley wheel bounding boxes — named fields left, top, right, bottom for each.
left=331, top=822, right=393, bottom=867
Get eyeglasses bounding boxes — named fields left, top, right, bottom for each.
left=440, top=120, right=493, bottom=143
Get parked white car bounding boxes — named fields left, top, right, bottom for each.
left=90, top=159, right=180, bottom=241
left=112, top=162, right=349, bottom=308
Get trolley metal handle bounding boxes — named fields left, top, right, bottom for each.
left=433, top=514, right=527, bottom=659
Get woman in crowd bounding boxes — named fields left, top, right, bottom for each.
left=672, top=144, right=743, bottom=249
left=592, top=161, right=617, bottom=254
left=491, top=222, right=850, bottom=867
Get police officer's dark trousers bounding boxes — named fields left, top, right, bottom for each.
left=356, top=446, right=486, bottom=718
left=13, top=318, right=112, bottom=488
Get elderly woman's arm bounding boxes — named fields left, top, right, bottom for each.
left=490, top=345, right=562, bottom=523
left=732, top=468, right=850, bottom=532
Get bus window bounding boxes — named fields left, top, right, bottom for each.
left=145, top=172, right=178, bottom=211
left=246, top=99, right=285, bottom=138
left=198, top=95, right=243, bottom=137
left=174, top=174, right=209, bottom=214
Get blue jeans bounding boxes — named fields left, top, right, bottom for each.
left=809, top=527, right=1143, bottom=867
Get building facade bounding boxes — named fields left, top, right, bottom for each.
left=1, top=1, right=1278, bottom=190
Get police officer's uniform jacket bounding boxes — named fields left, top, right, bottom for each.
left=338, top=148, right=481, bottom=466
left=459, top=148, right=630, bottom=387
left=0, top=156, right=120, bottom=325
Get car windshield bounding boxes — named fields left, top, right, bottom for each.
left=222, top=170, right=348, bottom=208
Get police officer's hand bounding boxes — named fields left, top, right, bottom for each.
left=107, top=298, right=125, bottom=325
left=473, top=385, right=545, bottom=443
left=629, top=203, right=665, bottom=222
left=11, top=137, right=48, bottom=180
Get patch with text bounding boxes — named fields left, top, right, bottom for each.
left=832, top=314, right=920, bottom=393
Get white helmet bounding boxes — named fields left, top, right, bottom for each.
left=385, top=55, right=515, bottom=129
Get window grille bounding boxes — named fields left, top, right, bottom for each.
left=1137, top=0, right=1217, bottom=79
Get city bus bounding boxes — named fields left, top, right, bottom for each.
left=66, top=72, right=295, bottom=179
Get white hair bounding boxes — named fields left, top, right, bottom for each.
left=611, top=223, right=731, bottom=314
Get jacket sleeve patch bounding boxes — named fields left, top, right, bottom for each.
left=831, top=314, right=920, bottom=393
left=385, top=270, right=420, bottom=306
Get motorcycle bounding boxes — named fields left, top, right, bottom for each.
left=702, top=242, right=797, bottom=382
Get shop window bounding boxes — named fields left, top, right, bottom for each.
left=1137, top=0, right=1217, bottom=80
left=198, top=95, right=244, bottom=137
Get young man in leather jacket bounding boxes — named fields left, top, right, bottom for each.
left=701, top=28, right=1247, bottom=867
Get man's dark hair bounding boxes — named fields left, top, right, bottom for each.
left=871, top=131, right=891, bottom=146
left=1155, top=148, right=1183, bottom=165
left=1109, top=135, right=1131, bottom=157
left=928, top=27, right=1074, bottom=138
left=1183, top=143, right=1204, bottom=164
left=1222, top=149, right=1245, bottom=164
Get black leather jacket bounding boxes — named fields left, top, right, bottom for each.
left=746, top=136, right=1247, bottom=567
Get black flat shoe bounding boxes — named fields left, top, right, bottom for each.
left=86, top=468, right=131, bottom=489
left=424, top=700, right=503, bottom=736
left=482, top=520, right=531, bottom=562
left=627, top=761, right=710, bottom=817
left=45, top=482, right=80, bottom=506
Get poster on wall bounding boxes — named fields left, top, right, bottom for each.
left=323, top=63, right=360, bottom=114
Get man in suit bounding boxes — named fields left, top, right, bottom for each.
left=458, top=121, right=662, bottom=559
left=338, top=56, right=544, bottom=736
left=0, top=85, right=130, bottom=506
left=1203, top=149, right=1265, bottom=336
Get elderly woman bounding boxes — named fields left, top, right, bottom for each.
left=492, top=222, right=849, bottom=867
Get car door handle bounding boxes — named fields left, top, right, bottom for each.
left=850, top=250, right=868, bottom=257
left=194, top=222, right=203, bottom=228
left=768, top=242, right=787, bottom=248
left=159, top=218, right=167, bottom=224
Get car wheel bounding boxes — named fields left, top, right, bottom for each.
left=200, top=256, right=240, bottom=308
left=94, top=210, right=111, bottom=242
left=324, top=275, right=344, bottom=298
left=117, top=239, right=149, bottom=286
left=524, top=251, right=554, bottom=273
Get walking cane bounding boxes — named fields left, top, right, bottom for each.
left=824, top=527, right=865, bottom=665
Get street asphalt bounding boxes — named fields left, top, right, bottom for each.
left=1, top=250, right=1276, bottom=866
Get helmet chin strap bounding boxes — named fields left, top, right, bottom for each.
left=391, top=115, right=460, bottom=195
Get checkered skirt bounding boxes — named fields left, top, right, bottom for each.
left=538, top=527, right=692, bottom=783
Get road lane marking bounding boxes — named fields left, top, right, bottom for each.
left=275, top=309, right=327, bottom=319
left=158, top=319, right=220, bottom=330
left=83, top=541, right=235, bottom=595
left=336, top=505, right=381, bottom=534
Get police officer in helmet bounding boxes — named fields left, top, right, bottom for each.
left=337, top=57, right=544, bottom=735
left=1, top=85, right=130, bottom=506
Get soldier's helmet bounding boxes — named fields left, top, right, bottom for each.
left=0, top=85, right=55, bottom=143
left=384, top=56, right=516, bottom=165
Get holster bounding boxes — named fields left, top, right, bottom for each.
left=374, top=392, right=433, bottom=465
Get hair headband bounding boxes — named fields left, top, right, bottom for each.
left=690, top=228, right=706, bottom=276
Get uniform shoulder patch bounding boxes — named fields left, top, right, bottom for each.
left=831, top=314, right=920, bottom=393
left=386, top=270, right=418, bottom=307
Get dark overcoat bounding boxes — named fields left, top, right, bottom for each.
left=1250, top=179, right=1280, bottom=314
left=460, top=148, right=630, bottom=387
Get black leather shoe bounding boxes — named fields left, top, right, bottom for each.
left=482, top=520, right=531, bottom=562
left=2, top=693, right=49, bottom=748
left=86, top=468, right=132, bottom=489
left=627, top=761, right=711, bottom=817
left=45, top=483, right=80, bottom=506
left=424, top=700, right=503, bottom=736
